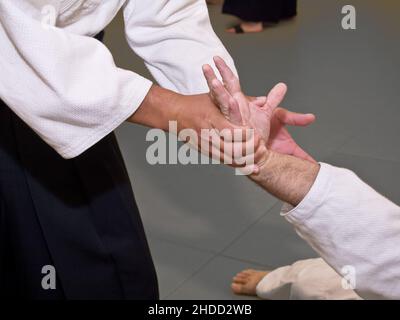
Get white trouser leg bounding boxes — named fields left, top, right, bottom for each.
left=256, top=258, right=362, bottom=300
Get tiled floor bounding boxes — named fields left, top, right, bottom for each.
left=104, top=0, right=400, bottom=299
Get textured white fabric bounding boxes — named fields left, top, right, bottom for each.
left=0, top=0, right=236, bottom=158
left=256, top=258, right=361, bottom=300
left=281, top=163, right=400, bottom=300
left=123, top=0, right=236, bottom=95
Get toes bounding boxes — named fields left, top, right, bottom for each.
left=234, top=272, right=250, bottom=279
left=241, top=269, right=256, bottom=275
left=231, top=283, right=244, bottom=294
left=232, top=276, right=247, bottom=284
left=239, top=269, right=254, bottom=274
left=233, top=273, right=248, bottom=280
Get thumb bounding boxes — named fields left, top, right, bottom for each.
left=264, top=83, right=288, bottom=113
left=275, top=108, right=316, bottom=127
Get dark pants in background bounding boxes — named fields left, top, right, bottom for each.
left=0, top=32, right=159, bottom=299
left=223, top=0, right=297, bottom=23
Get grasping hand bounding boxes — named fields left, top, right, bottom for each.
left=202, top=56, right=316, bottom=163
left=135, top=85, right=264, bottom=172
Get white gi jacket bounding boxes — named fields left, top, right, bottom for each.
left=0, top=0, right=235, bottom=158
left=262, top=163, right=400, bottom=300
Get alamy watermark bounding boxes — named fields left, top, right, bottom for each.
left=40, top=4, right=57, bottom=29
left=342, top=5, right=356, bottom=30
left=341, top=265, right=357, bottom=290
left=145, top=121, right=256, bottom=176
left=41, top=265, right=56, bottom=290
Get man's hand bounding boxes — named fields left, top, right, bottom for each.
left=202, top=56, right=320, bottom=205
left=174, top=92, right=264, bottom=172
left=202, top=56, right=316, bottom=163
left=130, top=85, right=264, bottom=173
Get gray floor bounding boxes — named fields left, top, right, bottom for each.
left=103, top=0, right=400, bottom=299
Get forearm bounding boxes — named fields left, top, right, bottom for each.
left=128, top=85, right=181, bottom=132
left=251, top=151, right=320, bottom=207
left=128, top=84, right=218, bottom=134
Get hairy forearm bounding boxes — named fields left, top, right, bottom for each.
left=251, top=151, right=320, bottom=207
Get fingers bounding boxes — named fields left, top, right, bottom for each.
left=227, top=96, right=243, bottom=125
left=274, top=108, right=316, bottom=127
left=213, top=56, right=242, bottom=95
left=202, top=64, right=219, bottom=89
left=203, top=57, right=247, bottom=125
left=203, top=64, right=243, bottom=125
left=202, top=64, right=230, bottom=116
left=197, top=126, right=263, bottom=173
left=204, top=138, right=258, bottom=173
left=209, top=126, right=257, bottom=159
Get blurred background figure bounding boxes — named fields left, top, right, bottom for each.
left=217, top=0, right=297, bottom=34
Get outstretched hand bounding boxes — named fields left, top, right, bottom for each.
left=202, top=56, right=316, bottom=163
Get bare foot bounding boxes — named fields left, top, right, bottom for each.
left=231, top=269, right=269, bottom=296
left=227, top=22, right=263, bottom=34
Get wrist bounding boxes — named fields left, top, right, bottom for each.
left=250, top=148, right=274, bottom=182
left=174, top=93, right=214, bottom=132
left=129, top=84, right=183, bottom=132
left=172, top=93, right=189, bottom=132
left=151, top=85, right=183, bottom=131
left=250, top=150, right=321, bottom=206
